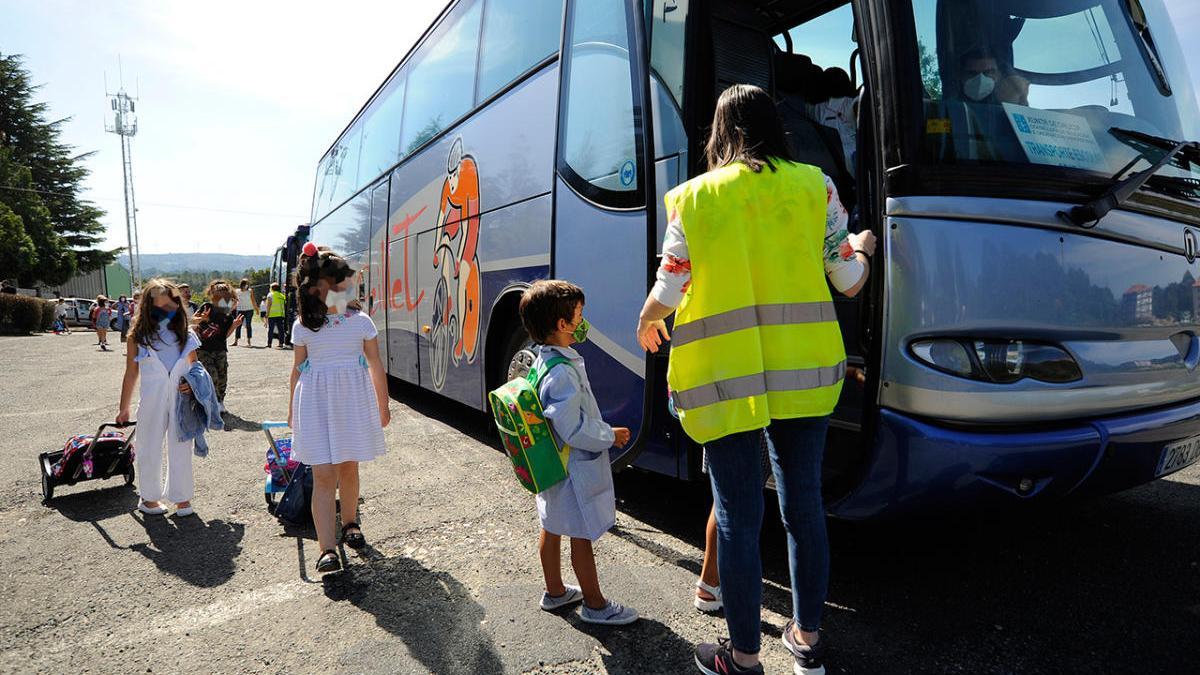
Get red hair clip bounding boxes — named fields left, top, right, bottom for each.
left=302, top=242, right=318, bottom=257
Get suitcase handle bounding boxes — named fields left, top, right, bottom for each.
left=94, top=422, right=136, bottom=451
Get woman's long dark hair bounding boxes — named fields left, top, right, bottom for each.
left=704, top=84, right=794, bottom=173
left=295, top=246, right=352, bottom=331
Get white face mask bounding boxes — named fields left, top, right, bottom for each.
left=325, top=287, right=353, bottom=315
left=217, top=299, right=233, bottom=310
left=963, top=73, right=995, bottom=101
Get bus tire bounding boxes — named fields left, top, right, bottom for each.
left=496, top=321, right=534, bottom=387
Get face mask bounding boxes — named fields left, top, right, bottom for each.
left=217, top=299, right=233, bottom=310
left=150, top=306, right=177, bottom=322
left=325, top=287, right=353, bottom=315
left=571, top=317, right=590, bottom=344
left=963, top=73, right=995, bottom=101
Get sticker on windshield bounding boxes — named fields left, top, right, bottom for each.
left=1002, top=103, right=1108, bottom=172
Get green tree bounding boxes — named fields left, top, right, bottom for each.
left=0, top=202, right=36, bottom=273
left=0, top=53, right=115, bottom=286
left=918, top=40, right=942, bottom=99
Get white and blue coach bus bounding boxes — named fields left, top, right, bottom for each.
left=303, top=0, right=1200, bottom=518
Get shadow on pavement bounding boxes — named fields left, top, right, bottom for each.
left=50, top=483, right=139, bottom=521
left=385, top=376, right=496, bottom=447
left=563, top=615, right=696, bottom=674
left=322, top=554, right=504, bottom=675
left=221, top=411, right=260, bottom=432
left=124, top=513, right=246, bottom=588
left=612, top=468, right=1200, bottom=673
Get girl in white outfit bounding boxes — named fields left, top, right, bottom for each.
left=117, top=279, right=202, bottom=516
left=288, top=244, right=390, bottom=574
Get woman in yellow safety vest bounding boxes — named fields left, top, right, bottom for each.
left=265, top=282, right=287, bottom=350
left=636, top=84, right=875, bottom=675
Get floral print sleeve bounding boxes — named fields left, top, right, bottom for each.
left=822, top=176, right=866, bottom=294
left=650, top=174, right=865, bottom=309
left=649, top=208, right=692, bottom=309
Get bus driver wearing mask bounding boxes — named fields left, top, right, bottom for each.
left=960, top=47, right=1029, bottom=106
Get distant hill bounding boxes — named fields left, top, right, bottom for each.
left=119, top=253, right=274, bottom=274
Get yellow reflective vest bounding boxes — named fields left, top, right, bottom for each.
left=665, top=160, right=846, bottom=444
left=268, top=290, right=286, bottom=318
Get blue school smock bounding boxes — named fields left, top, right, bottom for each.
left=533, top=344, right=617, bottom=541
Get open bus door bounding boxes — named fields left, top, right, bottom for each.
left=553, top=0, right=657, bottom=467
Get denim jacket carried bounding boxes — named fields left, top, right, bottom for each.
left=176, top=362, right=224, bottom=457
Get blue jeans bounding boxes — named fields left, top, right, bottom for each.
left=267, top=316, right=285, bottom=347
left=234, top=310, right=254, bottom=340
left=705, top=415, right=831, bottom=654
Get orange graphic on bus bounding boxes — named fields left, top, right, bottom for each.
left=430, top=137, right=482, bottom=390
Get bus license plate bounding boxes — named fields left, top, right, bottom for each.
left=1156, top=435, right=1200, bottom=477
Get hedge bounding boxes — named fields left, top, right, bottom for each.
left=0, top=294, right=56, bottom=334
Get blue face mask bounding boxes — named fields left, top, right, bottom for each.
left=150, top=306, right=177, bottom=322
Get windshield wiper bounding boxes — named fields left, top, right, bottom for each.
left=1058, top=128, right=1200, bottom=228
left=1124, top=0, right=1172, bottom=96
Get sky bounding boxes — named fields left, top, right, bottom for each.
left=0, top=0, right=444, bottom=256
left=0, top=0, right=1198, bottom=257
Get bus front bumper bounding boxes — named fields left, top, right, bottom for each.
left=827, top=398, right=1200, bottom=520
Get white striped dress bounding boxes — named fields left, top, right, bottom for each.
left=290, top=311, right=387, bottom=465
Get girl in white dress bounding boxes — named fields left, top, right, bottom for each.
left=288, top=243, right=390, bottom=574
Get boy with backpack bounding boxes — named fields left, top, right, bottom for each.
left=517, top=279, right=638, bottom=625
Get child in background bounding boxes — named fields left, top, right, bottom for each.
left=194, top=280, right=243, bottom=413
left=288, top=244, right=390, bottom=574
left=519, top=279, right=638, bottom=625
left=94, top=297, right=113, bottom=351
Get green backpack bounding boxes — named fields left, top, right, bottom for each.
left=488, top=356, right=574, bottom=494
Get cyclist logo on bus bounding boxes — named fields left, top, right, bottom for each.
left=430, top=136, right=482, bottom=390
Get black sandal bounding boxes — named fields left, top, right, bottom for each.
left=341, top=521, right=366, bottom=550
left=316, top=549, right=341, bottom=573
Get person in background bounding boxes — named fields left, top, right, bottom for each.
left=958, top=47, right=1029, bottom=105
left=194, top=280, right=243, bottom=417
left=114, top=295, right=131, bottom=343
left=265, top=282, right=287, bottom=349
left=178, top=283, right=199, bottom=318
left=232, top=278, right=257, bottom=347
left=116, top=278, right=202, bottom=517
left=129, top=290, right=141, bottom=320
left=636, top=84, right=875, bottom=675
left=288, top=244, right=390, bottom=574
left=93, top=296, right=113, bottom=351
left=53, top=297, right=70, bottom=334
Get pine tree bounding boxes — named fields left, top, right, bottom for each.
left=0, top=53, right=115, bottom=286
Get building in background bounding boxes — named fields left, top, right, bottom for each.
left=38, top=263, right=132, bottom=299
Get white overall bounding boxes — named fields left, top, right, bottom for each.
left=134, top=333, right=200, bottom=503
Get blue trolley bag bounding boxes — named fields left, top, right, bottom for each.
left=274, top=463, right=312, bottom=526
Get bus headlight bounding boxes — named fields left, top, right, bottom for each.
left=910, top=339, right=1082, bottom=384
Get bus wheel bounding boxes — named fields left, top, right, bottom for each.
left=499, top=323, right=535, bottom=384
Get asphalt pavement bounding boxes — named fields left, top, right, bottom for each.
left=1, top=330, right=1197, bottom=674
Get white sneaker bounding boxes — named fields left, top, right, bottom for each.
left=175, top=504, right=195, bottom=517
left=137, top=500, right=168, bottom=515
left=694, top=580, right=723, bottom=612
left=540, top=585, right=584, bottom=611
left=579, top=600, right=639, bottom=625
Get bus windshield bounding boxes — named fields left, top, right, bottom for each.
left=911, top=0, right=1200, bottom=195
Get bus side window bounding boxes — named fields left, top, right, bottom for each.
left=476, top=0, right=562, bottom=104
left=651, top=0, right=689, bottom=110
left=400, top=0, right=483, bottom=156
left=559, top=1, right=641, bottom=203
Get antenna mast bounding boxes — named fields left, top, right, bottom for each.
left=105, top=63, right=142, bottom=288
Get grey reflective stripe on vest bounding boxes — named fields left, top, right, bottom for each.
left=672, top=302, right=837, bottom=348
left=673, top=361, right=846, bottom=410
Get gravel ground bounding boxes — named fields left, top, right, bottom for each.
left=1, top=330, right=1197, bottom=674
